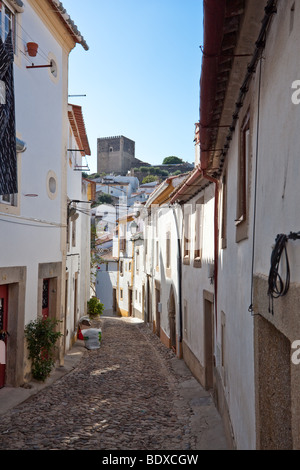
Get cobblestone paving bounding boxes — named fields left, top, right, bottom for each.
left=0, top=316, right=221, bottom=450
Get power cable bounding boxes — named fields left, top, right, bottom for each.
left=268, top=231, right=300, bottom=314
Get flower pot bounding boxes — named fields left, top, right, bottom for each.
left=27, top=42, right=38, bottom=57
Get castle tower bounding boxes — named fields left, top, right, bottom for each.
left=97, top=136, right=135, bottom=175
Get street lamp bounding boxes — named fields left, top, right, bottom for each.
left=130, top=221, right=138, bottom=235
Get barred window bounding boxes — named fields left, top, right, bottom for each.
left=0, top=2, right=16, bottom=49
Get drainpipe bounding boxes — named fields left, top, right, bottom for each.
left=202, top=171, right=219, bottom=329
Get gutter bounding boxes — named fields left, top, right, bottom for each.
left=169, top=165, right=202, bottom=204
left=200, top=0, right=226, bottom=170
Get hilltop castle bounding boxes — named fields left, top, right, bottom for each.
left=97, top=136, right=149, bottom=175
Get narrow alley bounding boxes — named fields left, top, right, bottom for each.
left=0, top=315, right=228, bottom=451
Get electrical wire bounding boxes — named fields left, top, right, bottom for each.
left=268, top=234, right=290, bottom=303
left=267, top=231, right=300, bottom=314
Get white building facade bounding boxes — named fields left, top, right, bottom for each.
left=0, top=0, right=89, bottom=387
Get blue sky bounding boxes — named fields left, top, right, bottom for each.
left=62, top=0, right=203, bottom=174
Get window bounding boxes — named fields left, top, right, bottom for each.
left=166, top=231, right=171, bottom=275
left=237, top=111, right=250, bottom=223
left=183, top=204, right=191, bottom=264
left=236, top=110, right=250, bottom=242
left=221, top=311, right=226, bottom=386
left=0, top=193, right=16, bottom=205
left=136, top=250, right=139, bottom=273
left=221, top=173, right=227, bottom=249
left=119, top=260, right=124, bottom=276
left=194, top=197, right=204, bottom=267
left=0, top=2, right=16, bottom=49
left=119, top=225, right=126, bottom=252
left=120, top=289, right=123, bottom=300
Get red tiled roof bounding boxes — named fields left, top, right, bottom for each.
left=68, top=104, right=91, bottom=156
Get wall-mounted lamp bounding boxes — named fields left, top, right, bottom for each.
left=130, top=220, right=138, bottom=235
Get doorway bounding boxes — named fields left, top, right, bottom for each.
left=155, top=285, right=161, bottom=337
left=112, top=288, right=117, bottom=313
left=42, top=279, right=50, bottom=319
left=74, top=273, right=78, bottom=333
left=128, top=288, right=133, bottom=316
left=168, top=286, right=176, bottom=353
left=0, top=285, right=8, bottom=388
left=204, top=296, right=214, bottom=390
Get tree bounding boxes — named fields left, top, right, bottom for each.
left=142, top=175, right=158, bottom=184
left=162, top=156, right=183, bottom=164
left=97, top=193, right=113, bottom=204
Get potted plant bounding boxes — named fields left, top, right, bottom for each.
left=27, top=42, right=38, bottom=57
left=87, top=296, right=104, bottom=319
left=24, top=317, right=62, bottom=381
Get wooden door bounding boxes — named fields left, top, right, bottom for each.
left=128, top=288, right=132, bottom=317
left=42, top=279, right=50, bottom=319
left=156, top=287, right=160, bottom=337
left=204, top=298, right=214, bottom=389
left=0, top=285, right=8, bottom=388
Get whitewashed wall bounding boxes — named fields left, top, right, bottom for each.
left=0, top=0, right=68, bottom=325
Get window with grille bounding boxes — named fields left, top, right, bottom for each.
left=0, top=2, right=16, bottom=50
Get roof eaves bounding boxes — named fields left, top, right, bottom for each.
left=48, top=0, right=89, bottom=51
left=68, top=104, right=91, bottom=156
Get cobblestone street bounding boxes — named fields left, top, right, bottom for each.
left=0, top=315, right=228, bottom=451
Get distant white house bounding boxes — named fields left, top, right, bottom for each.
left=96, top=252, right=118, bottom=314
left=96, top=175, right=139, bottom=200
left=92, top=203, right=117, bottom=238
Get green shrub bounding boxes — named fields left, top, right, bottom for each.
left=142, top=175, right=158, bottom=184
left=87, top=297, right=104, bottom=318
left=24, top=318, right=62, bottom=382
